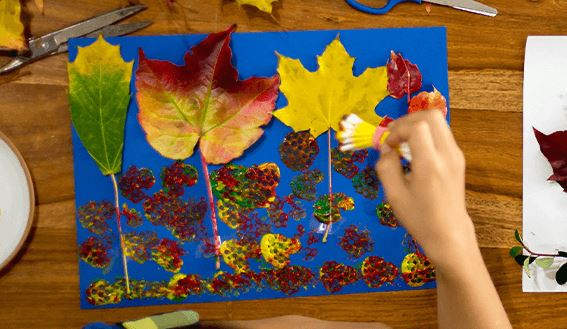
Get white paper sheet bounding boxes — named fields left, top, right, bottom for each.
left=523, top=36, right=567, bottom=292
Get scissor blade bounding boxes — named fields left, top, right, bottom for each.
left=28, top=5, right=147, bottom=57
left=425, top=0, right=497, bottom=17
left=56, top=21, right=152, bottom=54
left=87, top=21, right=152, bottom=38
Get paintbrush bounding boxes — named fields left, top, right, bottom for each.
left=337, top=114, right=412, bottom=162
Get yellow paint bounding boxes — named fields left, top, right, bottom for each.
left=260, top=233, right=301, bottom=269
left=274, top=36, right=388, bottom=138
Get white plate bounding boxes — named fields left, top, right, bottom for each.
left=0, top=131, right=34, bottom=270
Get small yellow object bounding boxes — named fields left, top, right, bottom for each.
left=235, top=0, right=278, bottom=14
left=274, top=36, right=388, bottom=138
left=0, top=0, right=26, bottom=51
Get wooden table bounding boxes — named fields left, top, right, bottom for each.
left=1, top=0, right=566, bottom=327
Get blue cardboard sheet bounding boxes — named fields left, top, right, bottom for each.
left=70, top=27, right=449, bottom=309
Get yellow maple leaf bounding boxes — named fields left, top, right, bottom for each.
left=235, top=0, right=278, bottom=14
left=274, top=36, right=389, bottom=138
left=0, top=0, right=25, bottom=51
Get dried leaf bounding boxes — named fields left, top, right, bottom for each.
left=424, top=3, right=432, bottom=14
left=274, top=36, right=389, bottom=138
left=136, top=26, right=280, bottom=164
left=533, top=127, right=567, bottom=191
left=68, top=35, right=133, bottom=175
left=408, top=88, right=447, bottom=117
left=387, top=51, right=422, bottom=100
left=0, top=0, right=26, bottom=51
left=235, top=0, right=278, bottom=14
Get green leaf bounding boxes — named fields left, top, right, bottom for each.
left=514, top=229, right=523, bottom=244
left=535, top=257, right=554, bottom=269
left=514, top=255, right=536, bottom=266
left=68, top=36, right=133, bottom=175
left=523, top=256, right=532, bottom=278
left=556, top=262, right=567, bottom=285
left=509, top=246, right=523, bottom=258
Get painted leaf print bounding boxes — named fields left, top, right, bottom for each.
left=136, top=25, right=280, bottom=164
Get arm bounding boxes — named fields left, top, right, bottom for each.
left=376, top=111, right=511, bottom=329
left=200, top=316, right=390, bottom=329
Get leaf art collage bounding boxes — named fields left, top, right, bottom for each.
left=68, top=26, right=449, bottom=308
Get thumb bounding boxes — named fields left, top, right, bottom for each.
left=376, top=149, right=409, bottom=210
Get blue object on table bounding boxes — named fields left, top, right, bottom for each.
left=83, top=323, right=122, bottom=329
left=70, top=27, right=448, bottom=309
left=344, top=0, right=497, bottom=16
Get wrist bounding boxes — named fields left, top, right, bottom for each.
left=426, top=217, right=480, bottom=272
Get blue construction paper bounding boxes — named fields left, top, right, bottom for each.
left=69, top=27, right=449, bottom=309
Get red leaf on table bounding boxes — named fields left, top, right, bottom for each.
left=533, top=127, right=567, bottom=191
left=387, top=51, right=422, bottom=100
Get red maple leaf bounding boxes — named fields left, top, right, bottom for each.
left=387, top=51, right=423, bottom=101
left=533, top=127, right=567, bottom=191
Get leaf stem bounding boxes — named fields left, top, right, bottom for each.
left=323, top=129, right=333, bottom=243
left=199, top=150, right=221, bottom=270
left=110, top=173, right=130, bottom=294
left=520, top=239, right=567, bottom=258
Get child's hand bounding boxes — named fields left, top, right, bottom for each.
left=376, top=111, right=476, bottom=268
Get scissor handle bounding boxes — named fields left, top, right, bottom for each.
left=345, top=0, right=422, bottom=15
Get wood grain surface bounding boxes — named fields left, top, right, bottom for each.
left=1, top=0, right=566, bottom=328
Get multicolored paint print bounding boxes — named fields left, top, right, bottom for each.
left=78, top=147, right=436, bottom=306
left=72, top=29, right=447, bottom=308
left=376, top=202, right=399, bottom=228
left=339, top=224, right=374, bottom=259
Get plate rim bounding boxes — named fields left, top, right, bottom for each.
left=0, top=130, right=35, bottom=271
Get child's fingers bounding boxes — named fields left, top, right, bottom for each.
left=389, top=111, right=454, bottom=152
left=376, top=149, right=409, bottom=208
left=385, top=118, right=437, bottom=163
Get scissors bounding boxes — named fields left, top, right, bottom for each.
left=345, top=0, right=497, bottom=17
left=0, top=5, right=151, bottom=74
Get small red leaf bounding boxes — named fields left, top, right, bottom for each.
left=387, top=51, right=422, bottom=100
left=533, top=127, right=567, bottom=191
left=408, top=88, right=447, bottom=117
